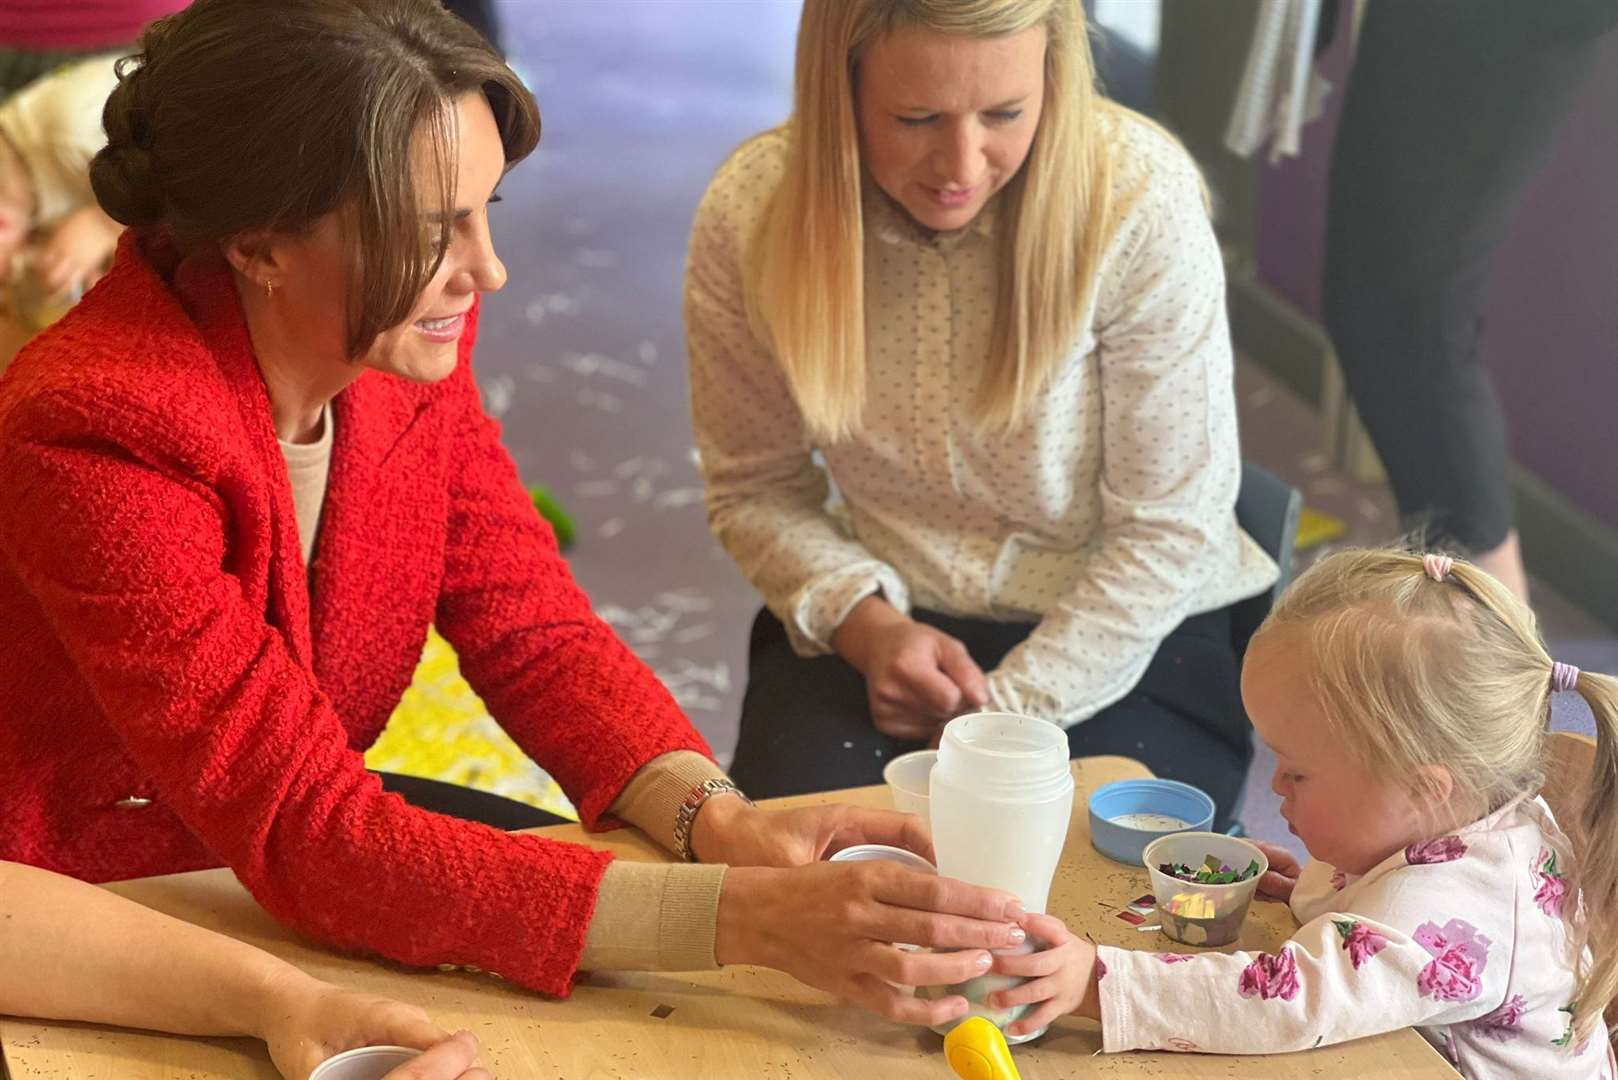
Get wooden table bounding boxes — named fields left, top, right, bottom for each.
left=0, top=756, right=1455, bottom=1078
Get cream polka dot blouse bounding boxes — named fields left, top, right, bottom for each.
left=684, top=113, right=1279, bottom=727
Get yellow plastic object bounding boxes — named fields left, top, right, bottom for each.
left=1295, top=506, right=1348, bottom=552
left=363, top=628, right=576, bottom=819
left=943, top=1017, right=1022, bottom=1080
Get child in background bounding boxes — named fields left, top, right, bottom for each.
left=0, top=52, right=124, bottom=350
left=0, top=860, right=490, bottom=1079
left=991, top=548, right=1617, bottom=1079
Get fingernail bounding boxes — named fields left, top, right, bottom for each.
left=1006, top=901, right=1025, bottom=919
left=1008, top=926, right=1026, bottom=944
left=975, top=952, right=992, bottom=968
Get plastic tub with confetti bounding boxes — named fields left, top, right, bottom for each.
left=1144, top=832, right=1268, bottom=947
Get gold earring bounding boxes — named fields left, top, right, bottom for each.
left=263, top=279, right=276, bottom=299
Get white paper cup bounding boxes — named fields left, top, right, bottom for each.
left=309, top=1045, right=421, bottom=1080
left=883, top=749, right=937, bottom=819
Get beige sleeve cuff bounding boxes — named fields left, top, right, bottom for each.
left=578, top=859, right=727, bottom=972
left=607, top=750, right=730, bottom=857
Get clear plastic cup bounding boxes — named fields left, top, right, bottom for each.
left=1144, top=832, right=1269, bottom=947
left=882, top=749, right=936, bottom=819
left=309, top=1046, right=421, bottom=1080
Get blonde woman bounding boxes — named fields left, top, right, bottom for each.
left=685, top=0, right=1278, bottom=822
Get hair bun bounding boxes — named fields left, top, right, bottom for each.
left=89, top=58, right=166, bottom=227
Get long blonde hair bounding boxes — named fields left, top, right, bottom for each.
left=749, top=0, right=1123, bottom=442
left=1257, top=548, right=1618, bottom=1048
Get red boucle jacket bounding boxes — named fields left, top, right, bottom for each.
left=0, top=232, right=712, bottom=995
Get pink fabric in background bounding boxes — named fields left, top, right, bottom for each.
left=0, top=1, right=189, bottom=50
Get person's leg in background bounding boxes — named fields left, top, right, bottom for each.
left=1053, top=609, right=1250, bottom=830
left=728, top=606, right=1251, bottom=827
left=726, top=607, right=919, bottom=798
left=1323, top=0, right=1618, bottom=601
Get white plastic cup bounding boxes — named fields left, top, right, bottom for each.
left=882, top=749, right=936, bottom=818
left=309, top=1046, right=421, bottom=1080
left=829, top=844, right=936, bottom=953
left=828, top=843, right=937, bottom=875
left=926, top=712, right=1073, bottom=1044
left=929, top=712, right=1073, bottom=913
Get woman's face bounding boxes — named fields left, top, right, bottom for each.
left=854, top=25, right=1046, bottom=233
left=266, top=91, right=509, bottom=384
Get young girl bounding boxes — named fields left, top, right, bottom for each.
left=990, top=548, right=1617, bottom=1078
left=0, top=52, right=125, bottom=326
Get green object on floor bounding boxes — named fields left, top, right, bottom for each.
left=529, top=485, right=577, bottom=549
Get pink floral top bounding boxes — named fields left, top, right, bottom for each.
left=1097, top=796, right=1614, bottom=1079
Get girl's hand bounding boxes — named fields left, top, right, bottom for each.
left=1250, top=840, right=1302, bottom=901
left=716, top=862, right=1025, bottom=1026
left=987, top=912, right=1102, bottom=1037
left=832, top=597, right=988, bottom=740
left=257, top=970, right=470, bottom=1080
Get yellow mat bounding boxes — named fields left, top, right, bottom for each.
left=364, top=627, right=578, bottom=820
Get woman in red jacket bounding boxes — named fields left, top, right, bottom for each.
left=0, top=0, right=1025, bottom=1026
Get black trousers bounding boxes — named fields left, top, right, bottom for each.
left=1323, top=0, right=1616, bottom=552
left=727, top=607, right=1252, bottom=829
left=378, top=772, right=569, bottom=830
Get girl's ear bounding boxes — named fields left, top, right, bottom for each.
left=1412, top=764, right=1456, bottom=812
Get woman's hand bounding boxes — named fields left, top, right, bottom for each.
left=716, top=862, right=1025, bottom=1026
left=692, top=795, right=936, bottom=867
left=832, top=597, right=988, bottom=740
left=1250, top=840, right=1302, bottom=901
left=987, top=912, right=1101, bottom=1037
left=381, top=1031, right=491, bottom=1080
left=257, top=969, right=478, bottom=1080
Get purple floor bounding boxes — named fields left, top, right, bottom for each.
left=477, top=1, right=1614, bottom=859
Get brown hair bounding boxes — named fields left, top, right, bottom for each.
left=90, top=0, right=539, bottom=355
left=1258, top=547, right=1618, bottom=1049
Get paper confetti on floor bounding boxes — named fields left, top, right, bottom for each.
left=364, top=627, right=578, bottom=820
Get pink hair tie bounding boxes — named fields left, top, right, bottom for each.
left=1422, top=554, right=1454, bottom=582
left=1551, top=662, right=1581, bottom=693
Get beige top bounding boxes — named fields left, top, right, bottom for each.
left=278, top=424, right=728, bottom=972
left=0, top=52, right=121, bottom=228
left=278, top=405, right=334, bottom=568
left=686, top=114, right=1279, bottom=725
